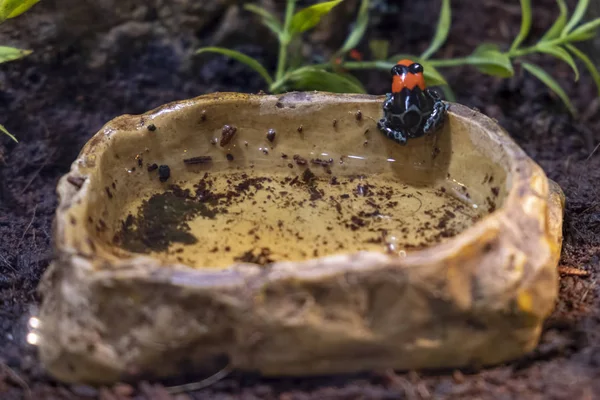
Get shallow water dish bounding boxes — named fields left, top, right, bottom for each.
left=39, top=92, right=564, bottom=384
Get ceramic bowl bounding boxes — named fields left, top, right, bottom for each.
left=38, top=92, right=564, bottom=384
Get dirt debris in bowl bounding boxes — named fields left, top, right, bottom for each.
left=74, top=92, right=506, bottom=271
left=114, top=170, right=482, bottom=268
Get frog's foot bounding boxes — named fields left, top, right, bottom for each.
left=423, top=99, right=448, bottom=134
left=382, top=92, right=394, bottom=111
left=377, top=120, right=407, bottom=145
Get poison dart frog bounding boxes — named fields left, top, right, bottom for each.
left=377, top=59, right=448, bottom=145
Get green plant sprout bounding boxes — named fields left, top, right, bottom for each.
left=197, top=0, right=371, bottom=94
left=196, top=0, right=600, bottom=117
left=0, top=0, right=40, bottom=142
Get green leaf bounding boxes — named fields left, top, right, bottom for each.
left=510, top=0, right=532, bottom=51
left=369, top=39, right=389, bottom=60
left=0, top=0, right=39, bottom=21
left=537, top=44, right=579, bottom=80
left=337, top=71, right=367, bottom=91
left=289, top=0, right=343, bottom=35
left=422, top=62, right=448, bottom=86
left=565, top=29, right=596, bottom=42
left=568, top=18, right=600, bottom=39
left=521, top=62, right=577, bottom=116
left=0, top=46, right=32, bottom=63
left=541, top=0, right=568, bottom=41
left=441, top=85, right=456, bottom=102
left=566, top=44, right=600, bottom=96
left=0, top=124, right=17, bottom=142
left=388, top=53, right=417, bottom=63
left=244, top=4, right=282, bottom=36
left=288, top=68, right=366, bottom=93
left=561, top=0, right=589, bottom=37
left=196, top=47, right=273, bottom=85
left=421, top=0, right=451, bottom=60
left=468, top=44, right=515, bottom=78
left=339, top=0, right=369, bottom=54
left=286, top=37, right=305, bottom=72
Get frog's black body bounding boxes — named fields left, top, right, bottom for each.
left=377, top=60, right=448, bottom=145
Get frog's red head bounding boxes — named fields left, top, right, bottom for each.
left=391, top=59, right=426, bottom=93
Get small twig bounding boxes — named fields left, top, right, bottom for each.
left=558, top=265, right=590, bottom=277
left=585, top=142, right=600, bottom=162
left=20, top=150, right=56, bottom=195
left=581, top=97, right=599, bottom=123
left=40, top=227, right=50, bottom=240
left=581, top=279, right=597, bottom=303
left=563, top=153, right=575, bottom=174
left=580, top=201, right=599, bottom=215
left=0, top=253, right=16, bottom=272
left=165, top=364, right=232, bottom=394
left=17, top=206, right=37, bottom=250
left=0, top=362, right=31, bottom=399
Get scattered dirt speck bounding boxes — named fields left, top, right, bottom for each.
left=293, top=154, right=308, bottom=166
left=67, top=176, right=85, bottom=188
left=184, top=156, right=212, bottom=165
left=158, top=165, right=170, bottom=182
left=235, top=247, right=274, bottom=266
left=220, top=124, right=237, bottom=146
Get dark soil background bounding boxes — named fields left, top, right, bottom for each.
left=1, top=0, right=599, bottom=398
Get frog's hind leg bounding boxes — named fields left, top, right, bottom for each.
left=377, top=121, right=407, bottom=145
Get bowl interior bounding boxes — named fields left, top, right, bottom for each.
left=67, top=93, right=509, bottom=269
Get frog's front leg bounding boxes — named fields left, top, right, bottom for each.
left=377, top=120, right=408, bottom=145
left=423, top=89, right=449, bottom=134
left=382, top=92, right=394, bottom=111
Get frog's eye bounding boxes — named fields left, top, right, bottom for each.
left=410, top=63, right=424, bottom=74
left=391, top=65, right=409, bottom=76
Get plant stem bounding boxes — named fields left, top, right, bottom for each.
left=337, top=61, right=394, bottom=69
left=428, top=33, right=580, bottom=67
left=271, top=64, right=311, bottom=93
left=509, top=33, right=590, bottom=57
left=427, top=57, right=473, bottom=67
left=270, top=78, right=287, bottom=93
left=271, top=27, right=597, bottom=93
left=276, top=0, right=296, bottom=82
